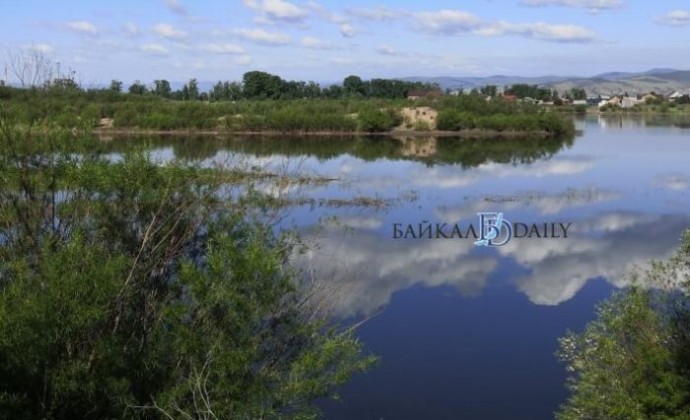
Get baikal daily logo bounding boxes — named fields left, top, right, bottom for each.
left=392, top=212, right=572, bottom=247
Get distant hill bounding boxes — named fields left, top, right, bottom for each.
left=402, top=69, right=690, bottom=96
left=400, top=75, right=570, bottom=91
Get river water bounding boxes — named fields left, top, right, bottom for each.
left=111, top=114, right=690, bottom=419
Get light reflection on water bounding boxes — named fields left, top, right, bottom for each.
left=107, top=115, right=690, bottom=419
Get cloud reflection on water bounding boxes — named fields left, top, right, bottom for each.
left=297, top=202, right=690, bottom=316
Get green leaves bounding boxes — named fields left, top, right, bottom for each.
left=557, top=233, right=690, bottom=419
left=0, top=116, right=375, bottom=419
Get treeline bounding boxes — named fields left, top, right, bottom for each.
left=0, top=71, right=574, bottom=135
left=0, top=70, right=438, bottom=102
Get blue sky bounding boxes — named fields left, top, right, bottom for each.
left=2, top=0, right=689, bottom=85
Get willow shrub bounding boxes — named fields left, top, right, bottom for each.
left=0, top=111, right=375, bottom=419
left=557, top=231, right=690, bottom=419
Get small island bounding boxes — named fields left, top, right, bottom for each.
left=0, top=70, right=575, bottom=137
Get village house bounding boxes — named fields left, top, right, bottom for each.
left=669, top=89, right=690, bottom=101
left=621, top=96, right=643, bottom=108
left=407, top=89, right=442, bottom=100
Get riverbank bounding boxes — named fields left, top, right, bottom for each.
left=94, top=127, right=568, bottom=138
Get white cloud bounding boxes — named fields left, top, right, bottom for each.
left=26, top=43, right=54, bottom=54
left=66, top=21, right=98, bottom=35
left=243, top=0, right=308, bottom=22
left=221, top=28, right=292, bottom=45
left=655, top=10, right=690, bottom=27
left=340, top=22, right=357, bottom=37
left=153, top=23, right=188, bottom=40
left=413, top=10, right=483, bottom=35
left=435, top=188, right=619, bottom=223
left=652, top=173, right=690, bottom=190
left=501, top=213, right=690, bottom=305
left=140, top=43, right=169, bottom=55
left=476, top=21, right=596, bottom=42
left=164, top=0, right=187, bottom=15
left=296, top=225, right=496, bottom=317
left=347, top=6, right=401, bottom=21
left=235, top=55, right=253, bottom=66
left=412, top=9, right=595, bottom=43
left=330, top=57, right=355, bottom=65
left=123, top=23, right=141, bottom=37
left=307, top=1, right=348, bottom=24
left=405, top=157, right=595, bottom=191
left=520, top=0, right=623, bottom=11
left=201, top=43, right=245, bottom=54
left=376, top=44, right=400, bottom=56
left=301, top=36, right=340, bottom=50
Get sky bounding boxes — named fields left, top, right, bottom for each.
left=1, top=0, right=690, bottom=86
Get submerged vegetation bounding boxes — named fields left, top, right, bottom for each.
left=0, top=108, right=376, bottom=418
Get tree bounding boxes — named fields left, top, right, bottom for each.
left=7, top=49, right=54, bottom=87
left=677, top=94, right=690, bottom=105
left=242, top=71, right=283, bottom=99
left=185, top=78, right=199, bottom=100
left=49, top=69, right=80, bottom=91
left=0, top=108, right=375, bottom=419
left=128, top=80, right=147, bottom=95
left=557, top=231, right=690, bottom=419
left=480, top=85, right=497, bottom=98
left=343, top=75, right=366, bottom=97
left=109, top=80, right=123, bottom=93
left=569, top=88, right=587, bottom=100
left=153, top=79, right=171, bottom=98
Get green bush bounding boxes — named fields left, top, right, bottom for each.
left=0, top=115, right=376, bottom=418
left=357, top=108, right=401, bottom=132
left=557, top=231, right=690, bottom=419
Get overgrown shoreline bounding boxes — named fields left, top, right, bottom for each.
left=94, top=127, right=567, bottom=138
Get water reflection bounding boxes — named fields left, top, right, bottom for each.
left=298, top=205, right=690, bottom=316
left=100, top=133, right=576, bottom=167
left=101, top=115, right=690, bottom=419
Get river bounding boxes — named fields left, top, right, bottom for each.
left=108, top=114, right=690, bottom=419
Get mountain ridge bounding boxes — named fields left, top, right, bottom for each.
left=400, top=69, right=690, bottom=96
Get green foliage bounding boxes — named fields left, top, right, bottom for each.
left=437, top=108, right=573, bottom=135
left=479, top=85, right=497, bottom=97
left=557, top=231, right=690, bottom=420
left=2, top=82, right=574, bottom=135
left=153, top=79, right=171, bottom=98
left=343, top=75, right=366, bottom=97
left=505, top=84, right=556, bottom=101
left=568, top=88, right=587, bottom=100
left=0, top=111, right=375, bottom=419
left=110, top=80, right=123, bottom=93
left=128, top=80, right=148, bottom=95
left=357, top=108, right=402, bottom=132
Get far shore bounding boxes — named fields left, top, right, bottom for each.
left=94, top=128, right=565, bottom=139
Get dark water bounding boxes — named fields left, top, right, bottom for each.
left=111, top=114, right=690, bottom=419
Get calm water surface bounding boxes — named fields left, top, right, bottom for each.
left=114, top=114, right=690, bottom=419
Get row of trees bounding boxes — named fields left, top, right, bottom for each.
left=105, top=71, right=440, bottom=102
